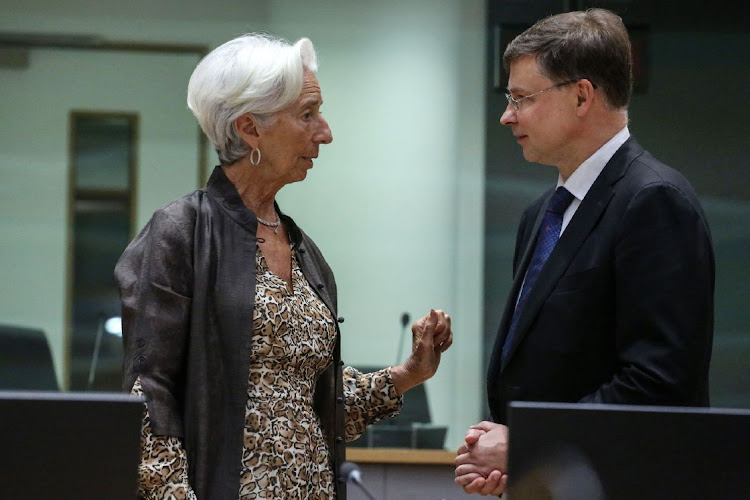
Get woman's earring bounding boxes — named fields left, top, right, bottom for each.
left=250, top=148, right=262, bottom=166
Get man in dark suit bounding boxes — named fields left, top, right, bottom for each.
left=455, top=8, right=714, bottom=496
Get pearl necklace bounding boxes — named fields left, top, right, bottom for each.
left=256, top=215, right=281, bottom=234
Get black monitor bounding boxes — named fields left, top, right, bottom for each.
left=0, top=390, right=144, bottom=499
left=507, top=401, right=750, bottom=500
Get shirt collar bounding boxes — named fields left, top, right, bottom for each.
left=557, top=126, right=630, bottom=201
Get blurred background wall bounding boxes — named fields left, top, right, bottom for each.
left=0, top=0, right=485, bottom=450
left=0, top=0, right=747, bottom=452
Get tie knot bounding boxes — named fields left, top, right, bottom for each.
left=547, top=187, right=575, bottom=214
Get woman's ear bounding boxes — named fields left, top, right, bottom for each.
left=234, top=113, right=260, bottom=149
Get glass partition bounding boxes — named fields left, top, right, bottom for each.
left=69, top=112, right=136, bottom=390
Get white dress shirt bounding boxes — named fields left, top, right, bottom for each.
left=558, top=126, right=630, bottom=233
left=513, top=127, right=631, bottom=307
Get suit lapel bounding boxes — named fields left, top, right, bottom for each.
left=497, top=138, right=645, bottom=372
left=487, top=189, right=552, bottom=377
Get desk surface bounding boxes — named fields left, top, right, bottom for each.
left=346, top=447, right=456, bottom=465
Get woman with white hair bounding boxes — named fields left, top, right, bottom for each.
left=115, top=33, right=453, bottom=500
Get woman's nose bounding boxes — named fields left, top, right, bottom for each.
left=316, top=116, right=333, bottom=144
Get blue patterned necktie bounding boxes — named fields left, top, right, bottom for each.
left=501, top=186, right=575, bottom=364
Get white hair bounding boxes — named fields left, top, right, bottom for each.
left=187, top=34, right=318, bottom=164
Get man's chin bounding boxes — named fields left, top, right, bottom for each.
left=522, top=151, right=555, bottom=168
left=521, top=149, right=538, bottom=163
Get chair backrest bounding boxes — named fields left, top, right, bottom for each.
left=355, top=365, right=431, bottom=425
left=0, top=324, right=59, bottom=390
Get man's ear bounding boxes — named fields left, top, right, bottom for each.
left=234, top=113, right=260, bottom=149
left=575, top=79, right=597, bottom=116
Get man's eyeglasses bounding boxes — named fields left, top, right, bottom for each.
left=504, top=79, right=581, bottom=111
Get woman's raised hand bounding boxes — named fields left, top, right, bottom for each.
left=391, top=309, right=452, bottom=395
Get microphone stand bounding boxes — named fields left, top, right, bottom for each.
left=87, top=314, right=106, bottom=390
left=352, top=481, right=376, bottom=500
left=341, top=461, right=377, bottom=500
left=395, top=312, right=410, bottom=365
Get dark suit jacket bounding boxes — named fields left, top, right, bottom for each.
left=487, top=138, right=714, bottom=424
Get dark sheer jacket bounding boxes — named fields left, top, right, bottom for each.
left=115, top=166, right=347, bottom=499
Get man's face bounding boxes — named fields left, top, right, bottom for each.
left=500, top=56, right=579, bottom=168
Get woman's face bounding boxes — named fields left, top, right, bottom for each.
left=257, top=70, right=333, bottom=185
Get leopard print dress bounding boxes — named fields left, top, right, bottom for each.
left=132, top=247, right=402, bottom=499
